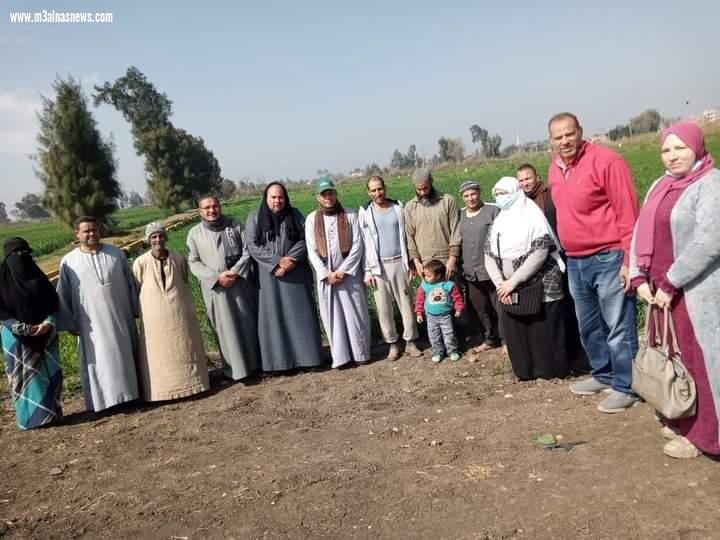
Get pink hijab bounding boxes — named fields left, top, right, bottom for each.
left=634, top=122, right=716, bottom=271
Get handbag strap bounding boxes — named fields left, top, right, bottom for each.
left=661, top=306, right=681, bottom=357
left=646, top=304, right=657, bottom=346
left=496, top=233, right=507, bottom=280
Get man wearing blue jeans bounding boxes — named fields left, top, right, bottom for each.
left=547, top=112, right=640, bottom=413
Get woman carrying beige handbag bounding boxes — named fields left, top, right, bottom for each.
left=632, top=304, right=696, bottom=420
left=629, top=121, right=720, bottom=460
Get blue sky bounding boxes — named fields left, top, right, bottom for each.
left=2, top=0, right=720, bottom=208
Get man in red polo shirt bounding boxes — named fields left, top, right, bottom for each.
left=547, top=112, right=640, bottom=413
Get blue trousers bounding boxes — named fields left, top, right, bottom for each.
left=567, top=249, right=638, bottom=394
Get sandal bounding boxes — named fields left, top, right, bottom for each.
left=472, top=343, right=498, bottom=353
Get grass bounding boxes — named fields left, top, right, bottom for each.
left=111, top=206, right=169, bottom=231
left=0, top=206, right=171, bottom=260
left=3, top=132, right=720, bottom=399
left=0, top=220, right=75, bottom=259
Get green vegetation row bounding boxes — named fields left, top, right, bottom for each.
left=0, top=206, right=169, bottom=261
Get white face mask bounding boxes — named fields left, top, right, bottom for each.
left=495, top=193, right=515, bottom=210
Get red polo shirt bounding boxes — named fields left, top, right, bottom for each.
left=548, top=141, right=639, bottom=266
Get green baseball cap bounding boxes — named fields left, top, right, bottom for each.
left=315, top=176, right=336, bottom=193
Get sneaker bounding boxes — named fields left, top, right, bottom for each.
left=431, top=355, right=442, bottom=363
left=663, top=436, right=701, bottom=459
left=404, top=340, right=423, bottom=357
left=386, top=343, right=401, bottom=361
left=660, top=425, right=681, bottom=440
left=597, top=390, right=639, bottom=413
left=449, top=352, right=461, bottom=362
left=570, top=377, right=612, bottom=396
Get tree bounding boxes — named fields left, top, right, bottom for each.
left=127, top=190, right=144, bottom=207
left=94, top=67, right=222, bottom=211
left=438, top=137, right=465, bottom=163
left=629, top=109, right=662, bottom=135
left=500, top=144, right=520, bottom=158
left=0, top=202, right=9, bottom=224
left=390, top=149, right=404, bottom=169
left=36, top=76, right=120, bottom=229
left=485, top=134, right=502, bottom=158
left=470, top=124, right=487, bottom=145
left=608, top=124, right=631, bottom=141
left=138, top=125, right=221, bottom=210
left=364, top=162, right=382, bottom=176
left=437, top=138, right=451, bottom=162
left=117, top=190, right=129, bottom=209
left=13, top=193, right=50, bottom=220
left=447, top=137, right=465, bottom=162
left=405, top=144, right=417, bottom=169
left=94, top=66, right=172, bottom=136
left=219, top=177, right=237, bottom=201
left=469, top=124, right=502, bottom=158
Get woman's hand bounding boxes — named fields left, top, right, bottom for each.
left=496, top=281, right=514, bottom=301
left=654, top=288, right=673, bottom=309
left=636, top=283, right=655, bottom=304
left=31, top=323, right=52, bottom=336
left=499, top=294, right=513, bottom=305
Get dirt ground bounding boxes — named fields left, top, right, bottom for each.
left=1, top=346, right=719, bottom=540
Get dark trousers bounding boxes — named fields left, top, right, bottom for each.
left=464, top=279, right=501, bottom=345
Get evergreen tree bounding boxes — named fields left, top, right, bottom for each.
left=390, top=149, right=404, bottom=169
left=94, top=66, right=221, bottom=211
left=36, top=76, right=120, bottom=229
left=0, top=202, right=9, bottom=224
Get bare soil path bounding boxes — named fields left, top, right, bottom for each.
left=1, top=349, right=718, bottom=539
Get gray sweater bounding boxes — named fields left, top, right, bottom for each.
left=629, top=168, right=720, bottom=443
left=460, top=204, right=498, bottom=281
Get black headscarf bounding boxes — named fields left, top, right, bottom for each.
left=255, top=182, right=302, bottom=246
left=0, top=237, right=59, bottom=325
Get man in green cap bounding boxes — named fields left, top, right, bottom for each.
left=305, top=177, right=371, bottom=368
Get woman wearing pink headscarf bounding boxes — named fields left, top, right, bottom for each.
left=629, top=121, right=720, bottom=459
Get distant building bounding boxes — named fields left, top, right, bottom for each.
left=702, top=109, right=720, bottom=123
left=690, top=109, right=720, bottom=124
left=590, top=133, right=609, bottom=144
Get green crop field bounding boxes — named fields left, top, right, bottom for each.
left=3, top=133, right=720, bottom=399
left=0, top=206, right=171, bottom=261
left=0, top=220, right=75, bottom=259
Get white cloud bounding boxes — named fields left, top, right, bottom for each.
left=0, top=90, right=41, bottom=155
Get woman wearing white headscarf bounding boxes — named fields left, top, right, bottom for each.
left=484, top=177, right=570, bottom=380
left=133, top=222, right=209, bottom=401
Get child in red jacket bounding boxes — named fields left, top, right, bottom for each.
left=415, top=259, right=464, bottom=363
